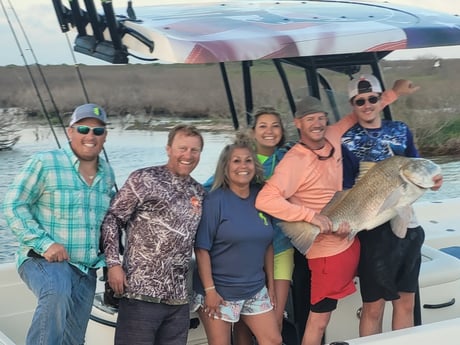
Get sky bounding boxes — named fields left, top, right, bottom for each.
left=1, top=0, right=460, bottom=66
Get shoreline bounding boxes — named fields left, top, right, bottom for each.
left=3, top=107, right=460, bottom=156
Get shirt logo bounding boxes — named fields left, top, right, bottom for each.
left=258, top=212, right=268, bottom=226
left=190, top=196, right=201, bottom=214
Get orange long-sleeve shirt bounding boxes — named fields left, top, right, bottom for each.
left=255, top=90, right=397, bottom=259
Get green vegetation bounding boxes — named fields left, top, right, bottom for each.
left=0, top=59, right=459, bottom=155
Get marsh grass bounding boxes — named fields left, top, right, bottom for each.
left=1, top=59, right=459, bottom=155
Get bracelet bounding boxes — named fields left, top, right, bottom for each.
left=204, top=285, right=215, bottom=292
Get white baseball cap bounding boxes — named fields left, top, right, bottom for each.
left=348, top=74, right=382, bottom=100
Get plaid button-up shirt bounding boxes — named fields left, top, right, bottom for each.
left=3, top=145, right=115, bottom=273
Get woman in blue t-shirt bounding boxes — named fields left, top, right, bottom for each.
left=202, top=107, right=293, bottom=344
left=193, top=133, right=282, bottom=345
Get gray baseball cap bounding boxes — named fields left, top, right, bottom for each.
left=69, top=103, right=107, bottom=126
left=294, top=96, right=327, bottom=118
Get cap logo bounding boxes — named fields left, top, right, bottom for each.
left=357, top=80, right=373, bottom=94
left=93, top=107, right=101, bottom=116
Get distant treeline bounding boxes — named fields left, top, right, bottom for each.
left=1, top=59, right=459, bottom=155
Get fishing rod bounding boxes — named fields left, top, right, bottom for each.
left=59, top=0, right=118, bottom=192
left=5, top=0, right=118, bottom=192
left=0, top=0, right=62, bottom=148
left=6, top=0, right=70, bottom=142
left=64, top=33, right=91, bottom=103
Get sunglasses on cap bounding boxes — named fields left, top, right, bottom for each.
left=353, top=95, right=380, bottom=107
left=71, top=125, right=106, bottom=136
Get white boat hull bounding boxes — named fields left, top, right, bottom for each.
left=327, top=317, right=460, bottom=345
left=1, top=198, right=459, bottom=344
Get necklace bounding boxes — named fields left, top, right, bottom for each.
left=79, top=169, right=96, bottom=181
left=80, top=173, right=95, bottom=182
left=361, top=126, right=381, bottom=138
left=298, top=138, right=335, bottom=160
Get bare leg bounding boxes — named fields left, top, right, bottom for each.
left=242, top=310, right=282, bottom=345
left=197, top=308, right=232, bottom=345
left=233, top=279, right=291, bottom=344
left=300, top=311, right=331, bottom=345
left=359, top=299, right=385, bottom=336
left=392, top=292, right=415, bottom=330
left=274, top=279, right=291, bottom=331
left=233, top=320, right=254, bottom=345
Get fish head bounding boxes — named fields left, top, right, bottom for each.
left=400, top=158, right=442, bottom=189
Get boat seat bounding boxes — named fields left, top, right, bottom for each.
left=440, top=246, right=460, bottom=260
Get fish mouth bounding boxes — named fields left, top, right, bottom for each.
left=401, top=159, right=442, bottom=188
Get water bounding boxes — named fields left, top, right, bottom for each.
left=0, top=125, right=234, bottom=263
left=1, top=125, right=459, bottom=263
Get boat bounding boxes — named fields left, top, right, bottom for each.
left=0, top=114, right=20, bottom=151
left=2, top=0, right=460, bottom=344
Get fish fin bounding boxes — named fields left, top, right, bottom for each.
left=378, top=186, right=405, bottom=213
left=321, top=190, right=350, bottom=215
left=278, top=221, right=320, bottom=255
left=348, top=229, right=358, bottom=241
left=390, top=206, right=413, bottom=238
left=356, top=161, right=378, bottom=183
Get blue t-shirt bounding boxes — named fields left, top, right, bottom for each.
left=202, top=147, right=291, bottom=254
left=342, top=120, right=419, bottom=188
left=193, top=185, right=274, bottom=300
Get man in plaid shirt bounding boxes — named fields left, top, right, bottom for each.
left=3, top=103, right=116, bottom=345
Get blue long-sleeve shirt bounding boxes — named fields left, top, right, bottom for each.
left=342, top=120, right=419, bottom=189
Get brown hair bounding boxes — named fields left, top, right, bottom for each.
left=251, top=106, right=286, bottom=147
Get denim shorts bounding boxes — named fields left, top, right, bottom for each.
left=191, top=286, right=273, bottom=322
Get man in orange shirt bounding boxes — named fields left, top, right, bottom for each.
left=255, top=79, right=418, bottom=345
left=255, top=96, right=359, bottom=345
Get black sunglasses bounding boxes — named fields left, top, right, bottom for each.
left=72, top=125, right=106, bottom=136
left=354, top=95, right=380, bottom=107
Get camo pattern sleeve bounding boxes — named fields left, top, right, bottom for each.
left=101, top=165, right=205, bottom=305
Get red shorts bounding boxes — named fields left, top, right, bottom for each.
left=308, top=238, right=360, bottom=305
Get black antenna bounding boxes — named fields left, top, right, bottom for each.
left=0, top=0, right=62, bottom=148
left=127, top=0, right=136, bottom=20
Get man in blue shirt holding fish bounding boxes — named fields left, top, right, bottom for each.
left=342, top=75, right=443, bottom=337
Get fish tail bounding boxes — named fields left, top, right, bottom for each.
left=278, top=221, right=320, bottom=255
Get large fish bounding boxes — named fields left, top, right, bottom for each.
left=278, top=156, right=442, bottom=254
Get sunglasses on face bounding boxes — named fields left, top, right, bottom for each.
left=354, top=95, right=380, bottom=107
left=72, top=125, right=106, bottom=136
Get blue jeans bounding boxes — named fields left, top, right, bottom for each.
left=115, top=298, right=189, bottom=345
left=18, top=258, right=97, bottom=345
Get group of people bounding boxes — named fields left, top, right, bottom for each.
left=2, top=74, right=443, bottom=345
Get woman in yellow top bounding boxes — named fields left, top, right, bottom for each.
left=233, top=107, right=294, bottom=345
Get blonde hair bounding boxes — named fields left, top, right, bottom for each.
left=211, top=132, right=264, bottom=191
left=167, top=124, right=204, bottom=150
